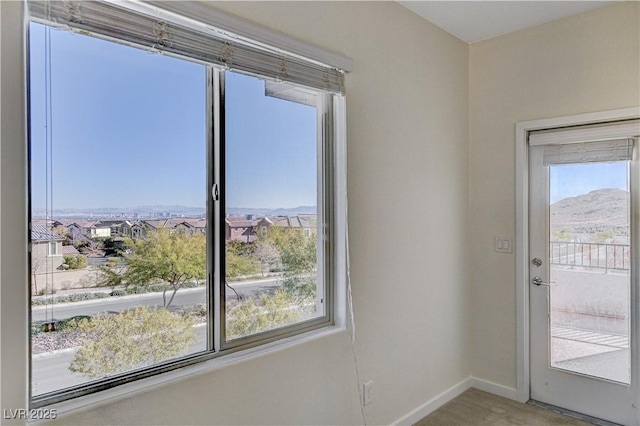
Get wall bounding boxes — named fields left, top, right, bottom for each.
left=0, top=1, right=470, bottom=424
left=469, top=2, right=640, bottom=389
left=1, top=0, right=29, bottom=420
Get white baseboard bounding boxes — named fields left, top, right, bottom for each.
left=392, top=376, right=518, bottom=425
left=392, top=377, right=473, bottom=425
left=469, top=377, right=518, bottom=401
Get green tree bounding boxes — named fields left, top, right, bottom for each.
left=69, top=306, right=196, bottom=378
left=106, top=230, right=206, bottom=308
left=226, top=241, right=260, bottom=278
left=266, top=227, right=317, bottom=298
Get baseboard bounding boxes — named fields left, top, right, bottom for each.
left=392, top=376, right=519, bottom=425
left=469, top=377, right=518, bottom=401
left=392, top=377, right=473, bottom=425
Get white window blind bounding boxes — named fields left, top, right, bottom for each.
left=529, top=119, right=640, bottom=146
left=543, top=138, right=635, bottom=166
left=28, top=0, right=346, bottom=94
left=528, top=119, right=640, bottom=166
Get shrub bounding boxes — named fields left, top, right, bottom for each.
left=63, top=255, right=88, bottom=270
left=125, top=286, right=149, bottom=295
left=69, top=306, right=197, bottom=378
left=226, top=290, right=301, bottom=340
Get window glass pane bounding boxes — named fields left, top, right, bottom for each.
left=549, top=161, right=631, bottom=383
left=29, top=22, right=207, bottom=396
left=224, top=71, right=324, bottom=341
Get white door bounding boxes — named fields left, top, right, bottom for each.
left=529, top=125, right=640, bottom=425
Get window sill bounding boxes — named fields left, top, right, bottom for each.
left=32, top=325, right=347, bottom=423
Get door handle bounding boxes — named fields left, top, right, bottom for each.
left=531, top=276, right=555, bottom=287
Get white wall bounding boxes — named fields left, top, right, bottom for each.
left=0, top=1, right=470, bottom=425
left=469, top=2, right=640, bottom=388
left=1, top=0, right=30, bottom=420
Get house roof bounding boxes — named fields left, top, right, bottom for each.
left=268, top=215, right=317, bottom=228
left=32, top=219, right=63, bottom=228
left=140, top=220, right=166, bottom=230
left=94, top=220, right=127, bottom=227
left=69, top=220, right=103, bottom=229
left=61, top=245, right=80, bottom=255
left=31, top=224, right=65, bottom=242
left=226, top=218, right=257, bottom=228
left=182, top=218, right=207, bottom=228
left=141, top=219, right=181, bottom=229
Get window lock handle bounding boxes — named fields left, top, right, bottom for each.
left=212, top=184, right=219, bottom=201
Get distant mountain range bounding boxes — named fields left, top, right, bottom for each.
left=226, top=206, right=317, bottom=217
left=32, top=205, right=317, bottom=220
left=551, top=188, right=629, bottom=228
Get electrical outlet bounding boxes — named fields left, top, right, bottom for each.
left=363, top=381, right=374, bottom=406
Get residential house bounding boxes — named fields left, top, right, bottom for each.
left=67, top=220, right=110, bottom=239
left=129, top=222, right=145, bottom=240
left=179, top=218, right=207, bottom=235
left=225, top=217, right=258, bottom=243
left=256, top=215, right=317, bottom=238
left=92, top=219, right=133, bottom=237
left=120, top=220, right=135, bottom=238
left=30, top=224, right=65, bottom=273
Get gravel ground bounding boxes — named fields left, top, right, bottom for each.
left=32, top=331, right=81, bottom=354
left=32, top=312, right=206, bottom=354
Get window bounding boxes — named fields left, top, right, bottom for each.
left=27, top=0, right=346, bottom=408
left=47, top=242, right=59, bottom=257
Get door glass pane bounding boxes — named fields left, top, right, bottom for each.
left=224, top=71, right=324, bottom=341
left=29, top=23, right=207, bottom=396
left=549, top=162, right=630, bottom=383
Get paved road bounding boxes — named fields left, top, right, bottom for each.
left=32, top=278, right=281, bottom=323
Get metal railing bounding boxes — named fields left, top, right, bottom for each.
left=550, top=241, right=630, bottom=271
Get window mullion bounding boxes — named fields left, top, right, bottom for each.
left=321, top=93, right=335, bottom=324
left=211, top=67, right=223, bottom=351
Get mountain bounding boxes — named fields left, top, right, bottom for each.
left=550, top=188, right=629, bottom=228
left=226, top=206, right=317, bottom=217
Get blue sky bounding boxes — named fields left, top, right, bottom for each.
left=550, top=162, right=628, bottom=204
left=29, top=22, right=317, bottom=211
left=225, top=73, right=317, bottom=209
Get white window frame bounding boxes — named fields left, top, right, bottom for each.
left=215, top=69, right=335, bottom=350
left=24, top=1, right=349, bottom=414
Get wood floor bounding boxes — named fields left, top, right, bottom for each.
left=413, top=388, right=593, bottom=426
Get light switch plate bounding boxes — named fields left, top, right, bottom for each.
left=494, top=236, right=512, bottom=253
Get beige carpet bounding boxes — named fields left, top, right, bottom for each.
left=413, top=388, right=592, bottom=426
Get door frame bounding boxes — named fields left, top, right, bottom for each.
left=515, top=107, right=640, bottom=406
